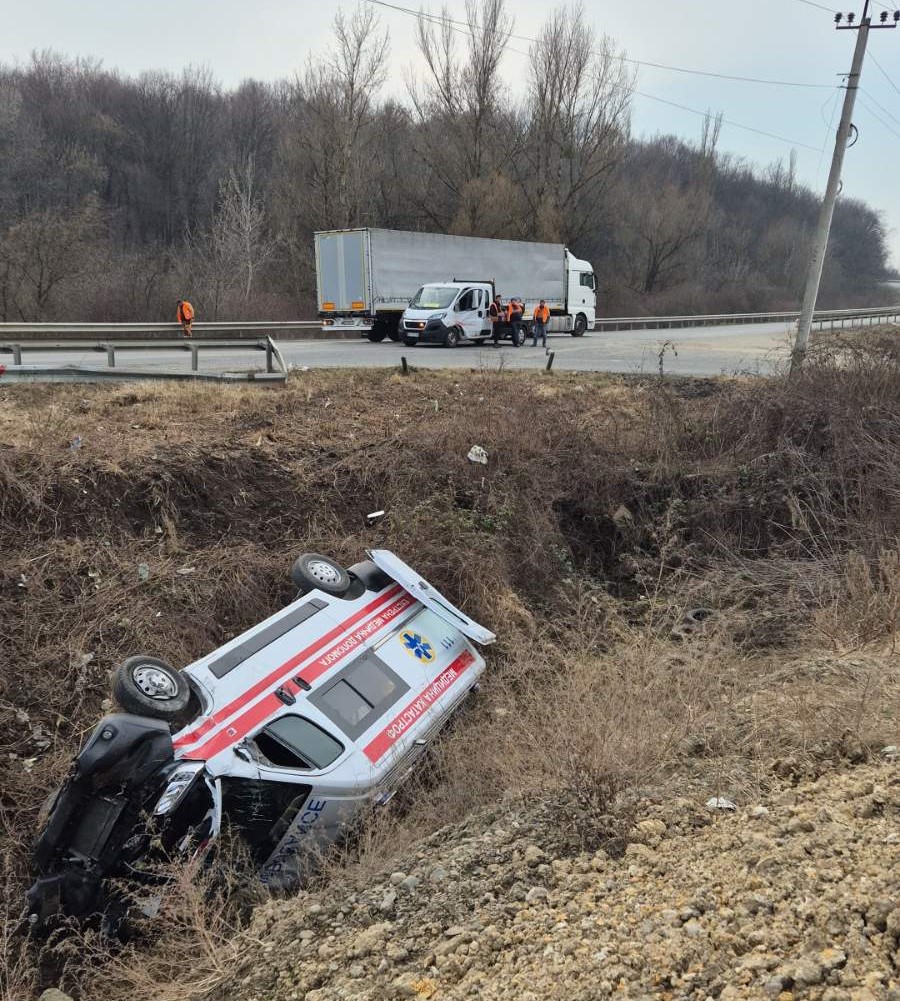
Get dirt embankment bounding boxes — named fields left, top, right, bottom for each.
left=1, top=338, right=898, bottom=1000
left=224, top=761, right=900, bottom=1001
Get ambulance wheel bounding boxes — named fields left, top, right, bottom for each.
left=445, top=327, right=461, bottom=348
left=113, top=656, right=191, bottom=720
left=292, top=553, right=351, bottom=596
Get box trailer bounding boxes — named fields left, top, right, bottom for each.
left=314, top=228, right=596, bottom=341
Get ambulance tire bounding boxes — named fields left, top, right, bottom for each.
left=291, top=553, right=351, bottom=597
left=113, top=656, right=191, bottom=721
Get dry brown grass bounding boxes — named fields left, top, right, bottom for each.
left=1, top=340, right=898, bottom=998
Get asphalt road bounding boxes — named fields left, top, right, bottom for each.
left=16, top=321, right=801, bottom=378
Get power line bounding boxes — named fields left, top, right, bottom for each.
left=869, top=51, right=900, bottom=94
left=861, top=86, right=900, bottom=125
left=630, top=90, right=822, bottom=149
left=857, top=94, right=900, bottom=139
left=816, top=86, right=843, bottom=188
left=788, top=0, right=839, bottom=12
left=365, top=0, right=834, bottom=88
left=364, top=0, right=827, bottom=151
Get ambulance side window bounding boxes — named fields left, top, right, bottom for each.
left=253, top=716, right=344, bottom=770
left=311, top=651, right=409, bottom=740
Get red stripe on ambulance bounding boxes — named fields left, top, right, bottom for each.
left=295, top=594, right=415, bottom=687
left=182, top=592, right=417, bottom=761
left=363, top=650, right=475, bottom=763
left=174, top=585, right=405, bottom=749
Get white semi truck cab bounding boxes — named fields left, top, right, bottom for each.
left=315, top=229, right=596, bottom=344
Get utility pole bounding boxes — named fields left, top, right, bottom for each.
left=791, top=1, right=899, bottom=373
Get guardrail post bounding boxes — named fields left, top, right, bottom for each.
left=191, top=344, right=199, bottom=372
left=106, top=345, right=116, bottom=368
left=265, top=339, right=274, bottom=373
left=12, top=344, right=21, bottom=365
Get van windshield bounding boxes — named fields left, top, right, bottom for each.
left=409, top=286, right=458, bottom=310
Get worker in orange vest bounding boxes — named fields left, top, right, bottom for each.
left=506, top=297, right=524, bottom=347
left=489, top=295, right=504, bottom=347
left=176, top=299, right=195, bottom=338
left=532, top=299, right=550, bottom=347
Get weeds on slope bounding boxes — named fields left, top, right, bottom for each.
left=0, top=337, right=898, bottom=999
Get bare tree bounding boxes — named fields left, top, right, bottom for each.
left=518, top=4, right=633, bottom=244
left=406, top=0, right=514, bottom=227
left=281, top=7, right=389, bottom=230
left=620, top=178, right=712, bottom=295
left=0, top=196, right=104, bottom=319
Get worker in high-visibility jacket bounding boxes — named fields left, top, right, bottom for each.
left=176, top=299, right=195, bottom=338
left=489, top=295, right=504, bottom=347
left=532, top=299, right=550, bottom=347
left=506, top=297, right=524, bottom=347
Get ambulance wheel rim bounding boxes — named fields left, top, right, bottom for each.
left=307, top=560, right=342, bottom=585
left=133, top=665, right=179, bottom=700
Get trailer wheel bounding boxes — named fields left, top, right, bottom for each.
left=444, top=326, right=461, bottom=348
left=367, top=328, right=388, bottom=343
left=572, top=314, right=588, bottom=337
left=388, top=328, right=401, bottom=342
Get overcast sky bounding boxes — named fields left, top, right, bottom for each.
left=3, top=0, right=900, bottom=267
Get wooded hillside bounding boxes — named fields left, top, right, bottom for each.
left=0, top=1, right=892, bottom=322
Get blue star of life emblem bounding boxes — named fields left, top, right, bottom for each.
left=401, top=631, right=435, bottom=662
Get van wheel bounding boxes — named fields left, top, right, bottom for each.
left=292, top=553, right=351, bottom=596
left=572, top=314, right=588, bottom=337
left=113, top=656, right=191, bottom=720
left=445, top=327, right=461, bottom=348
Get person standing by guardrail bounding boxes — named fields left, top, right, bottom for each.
left=176, top=299, right=195, bottom=338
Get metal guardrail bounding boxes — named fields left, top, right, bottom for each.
left=2, top=306, right=897, bottom=341
left=594, top=305, right=900, bottom=331
left=0, top=340, right=286, bottom=378
left=0, top=321, right=320, bottom=336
